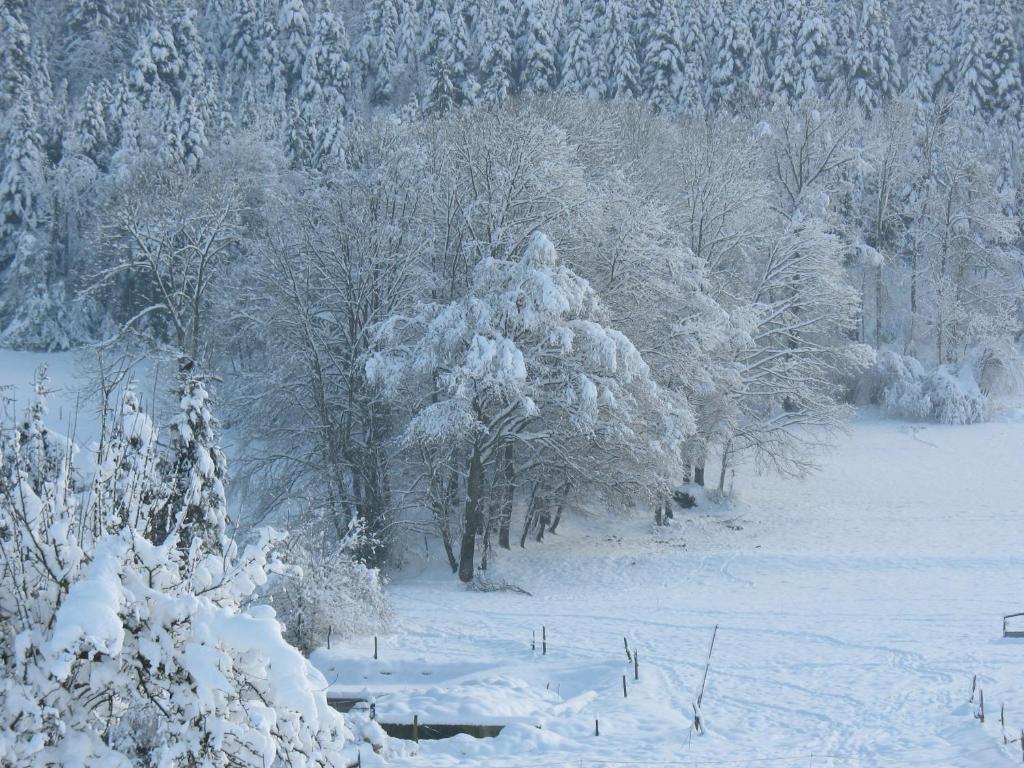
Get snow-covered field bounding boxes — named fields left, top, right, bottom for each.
left=317, top=412, right=1024, bottom=767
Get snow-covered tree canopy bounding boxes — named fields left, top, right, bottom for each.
left=0, top=1, right=1020, bottom=581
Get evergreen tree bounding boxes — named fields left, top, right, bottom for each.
left=223, top=0, right=262, bottom=89
left=300, top=10, right=352, bottom=115
left=313, top=111, right=346, bottom=169
left=903, top=0, right=933, bottom=106
left=925, top=6, right=956, bottom=105
left=0, top=94, right=69, bottom=351
left=847, top=0, right=901, bottom=114
left=772, top=0, right=834, bottom=105
left=640, top=0, right=684, bottom=112
left=67, top=0, right=117, bottom=34
left=420, top=0, right=451, bottom=62
left=458, top=0, right=484, bottom=44
left=64, top=0, right=132, bottom=89
left=178, top=94, right=207, bottom=172
left=634, top=0, right=662, bottom=70
left=105, top=73, right=135, bottom=150
left=31, top=42, right=65, bottom=168
left=159, top=93, right=185, bottom=167
left=359, top=0, right=400, bottom=105
left=450, top=0, right=479, bottom=105
left=0, top=2, right=32, bottom=111
left=105, top=385, right=170, bottom=537
left=954, top=0, right=991, bottom=115
left=748, top=0, right=783, bottom=87
left=427, top=48, right=457, bottom=114
left=129, top=26, right=182, bottom=106
left=0, top=96, right=45, bottom=256
left=478, top=0, right=515, bottom=103
left=596, top=0, right=639, bottom=98
left=278, top=0, right=310, bottom=97
left=14, top=369, right=63, bottom=494
left=709, top=0, right=755, bottom=111
left=165, top=377, right=228, bottom=553
left=76, top=82, right=110, bottom=169
left=284, top=96, right=309, bottom=166
left=171, top=6, right=208, bottom=106
left=985, top=0, right=1023, bottom=126
left=517, top=0, right=557, bottom=93
left=396, top=0, right=420, bottom=69
left=424, top=2, right=456, bottom=111
left=559, top=0, right=599, bottom=98
left=677, top=0, right=707, bottom=114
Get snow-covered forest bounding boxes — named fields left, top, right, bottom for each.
left=2, top=0, right=1024, bottom=766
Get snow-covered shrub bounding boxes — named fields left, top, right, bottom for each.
left=971, top=336, right=1024, bottom=398
left=875, top=351, right=931, bottom=420
left=0, top=375, right=349, bottom=767
left=925, top=363, right=988, bottom=425
left=873, top=351, right=989, bottom=425
left=265, top=533, right=393, bottom=654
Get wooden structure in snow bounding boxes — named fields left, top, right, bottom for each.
left=1003, top=613, right=1024, bottom=638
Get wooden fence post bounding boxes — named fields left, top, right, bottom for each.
left=979, top=690, right=985, bottom=723
left=595, top=719, right=599, bottom=737
left=634, top=650, right=639, bottom=681
left=413, top=714, right=419, bottom=743
left=373, top=636, right=378, bottom=660
left=542, top=625, right=547, bottom=655
left=622, top=674, right=627, bottom=698
left=624, top=637, right=631, bottom=662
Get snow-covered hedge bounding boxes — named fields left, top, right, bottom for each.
left=873, top=351, right=988, bottom=425
left=0, top=373, right=349, bottom=767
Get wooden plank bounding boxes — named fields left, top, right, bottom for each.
left=327, top=697, right=368, bottom=713
left=377, top=722, right=506, bottom=740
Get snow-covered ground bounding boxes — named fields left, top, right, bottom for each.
left=317, top=412, right=1024, bottom=767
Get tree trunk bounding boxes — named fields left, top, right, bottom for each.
left=535, top=506, right=550, bottom=542
left=520, top=483, right=541, bottom=548
left=548, top=484, right=568, bottom=534
left=694, top=461, right=705, bottom=487
left=718, top=445, right=731, bottom=494
left=432, top=465, right=459, bottom=573
left=907, top=247, right=917, bottom=357
left=498, top=443, right=513, bottom=549
left=480, top=501, right=493, bottom=570
left=875, top=262, right=883, bottom=348
left=457, top=448, right=485, bottom=582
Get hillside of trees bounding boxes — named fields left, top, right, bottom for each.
left=1, top=0, right=1023, bottom=579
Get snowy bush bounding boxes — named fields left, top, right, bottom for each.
left=264, top=533, right=393, bottom=654
left=925, top=364, right=988, bottom=425
left=874, top=351, right=989, bottom=425
left=875, top=351, right=932, bottom=420
left=0, top=375, right=349, bottom=767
